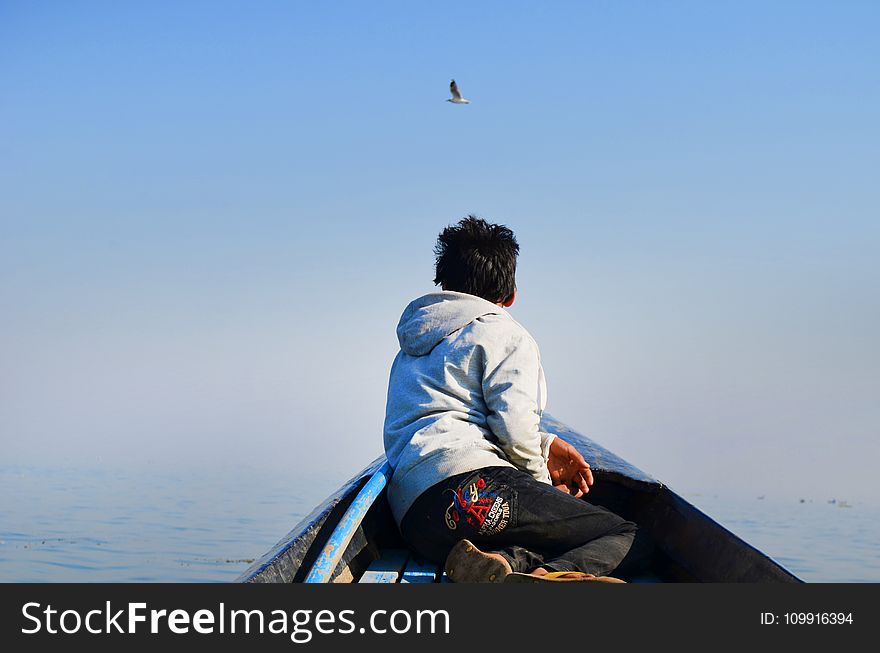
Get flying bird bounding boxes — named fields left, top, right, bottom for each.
left=447, top=79, right=470, bottom=104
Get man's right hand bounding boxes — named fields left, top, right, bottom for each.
left=547, top=436, right=594, bottom=497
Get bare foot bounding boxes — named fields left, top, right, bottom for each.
left=530, top=567, right=550, bottom=577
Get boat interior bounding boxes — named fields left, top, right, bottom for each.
left=322, top=472, right=668, bottom=584
left=238, top=415, right=801, bottom=584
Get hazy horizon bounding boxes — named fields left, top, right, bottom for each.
left=2, top=2, right=878, bottom=506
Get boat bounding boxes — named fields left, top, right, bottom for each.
left=237, top=413, right=802, bottom=583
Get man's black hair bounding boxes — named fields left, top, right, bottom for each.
left=433, top=215, right=519, bottom=304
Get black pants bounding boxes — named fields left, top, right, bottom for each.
left=400, top=466, right=637, bottom=575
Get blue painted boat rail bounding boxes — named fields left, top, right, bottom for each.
left=303, top=460, right=393, bottom=583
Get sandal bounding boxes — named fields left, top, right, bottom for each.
left=444, top=539, right=512, bottom=583
left=504, top=570, right=626, bottom=583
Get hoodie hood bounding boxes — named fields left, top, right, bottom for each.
left=396, top=291, right=506, bottom=356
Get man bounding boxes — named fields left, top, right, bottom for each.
left=383, top=216, right=636, bottom=582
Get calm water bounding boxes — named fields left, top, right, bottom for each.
left=1, top=465, right=877, bottom=582
left=675, top=492, right=880, bottom=583
left=0, top=465, right=342, bottom=582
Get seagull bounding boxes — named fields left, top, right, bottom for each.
left=447, top=79, right=470, bottom=104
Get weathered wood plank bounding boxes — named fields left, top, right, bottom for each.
left=358, top=549, right=410, bottom=584
left=400, top=556, right=440, bottom=583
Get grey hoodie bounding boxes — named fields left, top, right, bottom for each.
left=383, top=290, right=555, bottom=525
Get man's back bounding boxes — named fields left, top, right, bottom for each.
left=383, top=290, right=552, bottom=525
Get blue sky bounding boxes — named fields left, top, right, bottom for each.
left=2, top=1, right=878, bottom=503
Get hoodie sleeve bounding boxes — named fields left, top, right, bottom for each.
left=482, top=327, right=552, bottom=484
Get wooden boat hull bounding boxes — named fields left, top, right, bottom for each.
left=237, top=414, right=801, bottom=583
